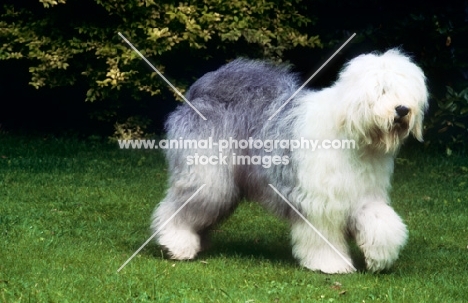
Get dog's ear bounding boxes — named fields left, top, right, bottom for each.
left=412, top=92, right=429, bottom=142
left=411, top=113, right=424, bottom=142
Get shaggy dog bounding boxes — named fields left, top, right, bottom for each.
left=151, top=49, right=428, bottom=274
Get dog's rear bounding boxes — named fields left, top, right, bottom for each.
left=152, top=59, right=301, bottom=260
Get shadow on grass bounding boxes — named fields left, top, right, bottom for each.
left=138, top=234, right=296, bottom=266
left=203, top=238, right=296, bottom=264
left=138, top=234, right=375, bottom=272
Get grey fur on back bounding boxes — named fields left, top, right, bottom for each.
left=154, top=59, right=308, bottom=243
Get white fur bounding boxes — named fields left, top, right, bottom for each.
left=151, top=49, right=428, bottom=274
left=288, top=50, right=427, bottom=272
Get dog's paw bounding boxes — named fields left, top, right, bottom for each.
left=299, top=250, right=356, bottom=274
left=366, top=258, right=390, bottom=273
left=351, top=202, right=408, bottom=273
left=167, top=248, right=198, bottom=260
left=363, top=245, right=400, bottom=272
left=158, top=229, right=201, bottom=260
left=302, top=259, right=356, bottom=274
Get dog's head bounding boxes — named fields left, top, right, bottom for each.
left=336, top=49, right=429, bottom=153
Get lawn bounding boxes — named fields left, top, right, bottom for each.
left=0, top=134, right=467, bottom=302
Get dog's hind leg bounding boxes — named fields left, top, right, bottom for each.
left=151, top=166, right=240, bottom=260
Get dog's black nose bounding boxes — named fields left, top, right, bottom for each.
left=395, top=105, right=409, bottom=117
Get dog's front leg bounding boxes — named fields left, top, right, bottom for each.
left=291, top=217, right=356, bottom=274
left=349, top=201, right=408, bottom=272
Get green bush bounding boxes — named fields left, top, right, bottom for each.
left=0, top=0, right=321, bottom=103
left=425, top=86, right=468, bottom=153
left=1, top=1, right=467, bottom=151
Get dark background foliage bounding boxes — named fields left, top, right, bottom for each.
left=0, top=0, right=467, bottom=151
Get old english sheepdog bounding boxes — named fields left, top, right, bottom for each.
left=151, top=49, right=428, bottom=274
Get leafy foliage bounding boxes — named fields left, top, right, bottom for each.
left=0, top=0, right=321, bottom=104
left=425, top=86, right=468, bottom=153
left=408, top=8, right=468, bottom=151
left=1, top=1, right=467, bottom=151
left=110, top=116, right=153, bottom=141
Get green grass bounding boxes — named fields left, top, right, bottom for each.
left=1, top=134, right=467, bottom=302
